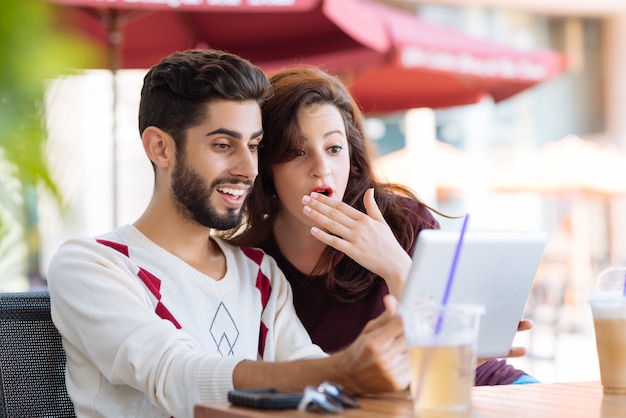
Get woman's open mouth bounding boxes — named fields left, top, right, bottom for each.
left=311, top=186, right=333, bottom=198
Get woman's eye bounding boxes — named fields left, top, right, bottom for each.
left=291, top=149, right=305, bottom=158
left=328, top=145, right=343, bottom=154
left=249, top=143, right=259, bottom=152
left=214, top=143, right=230, bottom=151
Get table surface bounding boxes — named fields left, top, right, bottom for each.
left=194, top=381, right=626, bottom=418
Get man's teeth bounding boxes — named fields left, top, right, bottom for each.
left=217, top=187, right=245, bottom=197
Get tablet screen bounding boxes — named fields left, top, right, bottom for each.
left=400, top=230, right=547, bottom=358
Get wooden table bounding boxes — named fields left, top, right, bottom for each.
left=195, top=381, right=626, bottom=418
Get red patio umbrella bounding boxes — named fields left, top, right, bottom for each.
left=341, top=0, right=565, bottom=114
left=46, top=0, right=393, bottom=226
left=48, top=0, right=391, bottom=73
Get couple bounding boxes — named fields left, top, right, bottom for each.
left=48, top=49, right=534, bottom=418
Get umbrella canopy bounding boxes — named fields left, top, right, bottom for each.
left=49, top=0, right=565, bottom=112
left=342, top=0, right=565, bottom=114
left=47, top=0, right=390, bottom=73
left=492, top=135, right=626, bottom=197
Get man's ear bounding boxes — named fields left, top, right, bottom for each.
left=142, top=126, right=174, bottom=168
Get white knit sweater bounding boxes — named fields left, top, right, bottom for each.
left=48, top=224, right=325, bottom=418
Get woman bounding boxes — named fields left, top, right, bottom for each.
left=223, top=66, right=537, bottom=385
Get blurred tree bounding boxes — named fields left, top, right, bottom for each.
left=0, top=1, right=93, bottom=289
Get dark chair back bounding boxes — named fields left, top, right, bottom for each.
left=0, top=291, right=76, bottom=417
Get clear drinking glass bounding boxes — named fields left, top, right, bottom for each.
left=401, top=302, right=484, bottom=413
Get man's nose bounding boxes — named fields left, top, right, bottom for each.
left=233, top=148, right=258, bottom=179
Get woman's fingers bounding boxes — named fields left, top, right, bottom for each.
left=302, top=193, right=356, bottom=238
left=363, top=188, right=385, bottom=222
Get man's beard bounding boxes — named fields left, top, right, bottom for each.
left=171, top=159, right=248, bottom=230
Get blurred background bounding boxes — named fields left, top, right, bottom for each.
left=3, top=0, right=626, bottom=385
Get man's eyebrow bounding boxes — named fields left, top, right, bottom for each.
left=251, top=129, right=264, bottom=140
left=206, top=128, right=241, bottom=139
left=206, top=128, right=264, bottom=140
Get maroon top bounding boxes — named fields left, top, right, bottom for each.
left=260, top=196, right=525, bottom=386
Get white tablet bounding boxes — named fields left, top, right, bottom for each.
left=399, top=229, right=547, bottom=358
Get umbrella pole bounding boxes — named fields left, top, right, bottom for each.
left=106, top=9, right=121, bottom=228
left=111, top=70, right=118, bottom=228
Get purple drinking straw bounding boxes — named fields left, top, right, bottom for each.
left=435, top=213, right=470, bottom=334
left=413, top=214, right=471, bottom=406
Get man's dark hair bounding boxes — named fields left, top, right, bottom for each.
left=138, top=49, right=272, bottom=167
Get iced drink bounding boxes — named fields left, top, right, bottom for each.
left=589, top=297, right=626, bottom=394
left=401, top=303, right=483, bottom=413
left=588, top=267, right=626, bottom=395
left=408, top=344, right=475, bottom=411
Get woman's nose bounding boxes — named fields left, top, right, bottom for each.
left=310, top=152, right=331, bottom=177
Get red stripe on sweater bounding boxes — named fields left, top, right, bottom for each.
left=255, top=269, right=271, bottom=308
left=96, top=239, right=129, bottom=257
left=258, top=322, right=268, bottom=358
left=242, top=247, right=271, bottom=308
left=138, top=268, right=181, bottom=328
left=156, top=302, right=181, bottom=329
left=241, top=246, right=264, bottom=265
left=242, top=247, right=271, bottom=358
left=97, top=238, right=180, bottom=329
left=138, top=268, right=162, bottom=300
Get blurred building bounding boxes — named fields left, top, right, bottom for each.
left=382, top=0, right=626, bottom=148
left=369, top=0, right=626, bottom=264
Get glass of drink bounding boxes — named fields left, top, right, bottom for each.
left=588, top=267, right=626, bottom=395
left=400, top=302, right=484, bottom=414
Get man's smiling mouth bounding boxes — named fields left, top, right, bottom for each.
left=217, top=186, right=245, bottom=197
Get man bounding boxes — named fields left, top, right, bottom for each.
left=48, top=49, right=408, bottom=418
